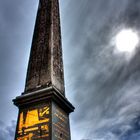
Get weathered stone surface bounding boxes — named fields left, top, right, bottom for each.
left=25, top=0, right=65, bottom=95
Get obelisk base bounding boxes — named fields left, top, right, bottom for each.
left=13, top=86, right=74, bottom=140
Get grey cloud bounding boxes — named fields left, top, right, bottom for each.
left=90, top=115, right=140, bottom=140
left=6, top=120, right=16, bottom=138
left=61, top=0, right=140, bottom=139
left=122, top=0, right=140, bottom=28
left=0, top=120, right=16, bottom=140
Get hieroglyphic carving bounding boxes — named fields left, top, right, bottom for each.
left=16, top=104, right=50, bottom=140
left=52, top=103, right=70, bottom=140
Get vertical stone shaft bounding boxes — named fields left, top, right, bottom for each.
left=25, top=0, right=65, bottom=95
left=13, top=0, right=75, bottom=140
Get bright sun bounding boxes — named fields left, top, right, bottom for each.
left=115, top=29, right=139, bottom=53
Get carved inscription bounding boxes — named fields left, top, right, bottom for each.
left=52, top=103, right=70, bottom=140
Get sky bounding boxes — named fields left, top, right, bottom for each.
left=1, top=0, right=140, bottom=140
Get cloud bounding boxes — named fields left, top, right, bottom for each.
left=0, top=120, right=16, bottom=140
left=122, top=0, right=140, bottom=28
left=62, top=0, right=140, bottom=139
left=90, top=114, right=140, bottom=140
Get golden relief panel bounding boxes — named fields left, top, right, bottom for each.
left=16, top=105, right=50, bottom=140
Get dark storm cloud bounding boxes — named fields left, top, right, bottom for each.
left=122, top=0, right=140, bottom=28
left=61, top=0, right=140, bottom=139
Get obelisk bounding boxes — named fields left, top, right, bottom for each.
left=13, top=0, right=75, bottom=139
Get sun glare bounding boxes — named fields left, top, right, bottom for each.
left=115, top=29, right=139, bottom=53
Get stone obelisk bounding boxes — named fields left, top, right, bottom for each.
left=13, top=0, right=74, bottom=139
